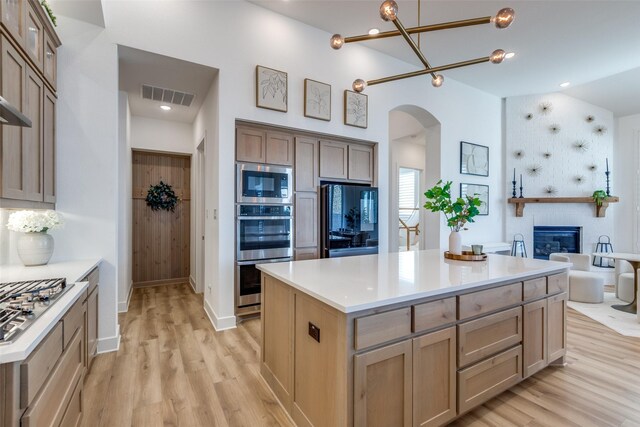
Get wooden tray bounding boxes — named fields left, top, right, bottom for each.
left=444, top=251, right=488, bottom=261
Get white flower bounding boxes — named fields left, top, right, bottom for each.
left=6, top=210, right=64, bottom=233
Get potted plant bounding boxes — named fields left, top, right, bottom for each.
left=6, top=210, right=63, bottom=266
left=424, top=180, right=482, bottom=255
left=592, top=190, right=607, bottom=207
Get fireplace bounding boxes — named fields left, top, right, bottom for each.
left=533, top=226, right=582, bottom=260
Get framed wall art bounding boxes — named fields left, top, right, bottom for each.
left=304, top=78, right=331, bottom=121
left=460, top=141, right=489, bottom=176
left=460, top=183, right=489, bottom=215
left=256, top=65, right=288, bottom=112
left=344, top=90, right=368, bottom=128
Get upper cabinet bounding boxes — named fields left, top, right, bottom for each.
left=320, top=140, right=374, bottom=183
left=236, top=126, right=294, bottom=166
left=0, top=0, right=60, bottom=208
left=294, top=136, right=318, bottom=192
left=348, top=144, right=374, bottom=182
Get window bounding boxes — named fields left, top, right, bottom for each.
left=399, top=167, right=420, bottom=221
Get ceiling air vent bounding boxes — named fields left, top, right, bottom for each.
left=141, top=84, right=195, bottom=107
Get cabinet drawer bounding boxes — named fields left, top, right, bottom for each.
left=547, top=272, right=568, bottom=295
left=412, top=298, right=456, bottom=333
left=21, top=322, right=63, bottom=407
left=59, top=378, right=83, bottom=427
left=458, top=345, right=523, bottom=414
left=354, top=308, right=411, bottom=351
left=294, top=247, right=318, bottom=261
left=523, top=277, right=547, bottom=300
left=22, top=328, right=84, bottom=427
left=82, top=267, right=99, bottom=297
left=63, top=296, right=85, bottom=349
left=458, top=283, right=522, bottom=320
left=458, top=307, right=522, bottom=368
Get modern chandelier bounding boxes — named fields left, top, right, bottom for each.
left=329, top=0, right=515, bottom=93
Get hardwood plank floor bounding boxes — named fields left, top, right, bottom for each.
left=83, top=284, right=640, bottom=426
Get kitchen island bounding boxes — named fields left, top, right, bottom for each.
left=258, top=249, right=570, bottom=427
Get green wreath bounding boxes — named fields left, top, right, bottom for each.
left=146, top=181, right=179, bottom=212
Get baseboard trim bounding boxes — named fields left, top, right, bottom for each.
left=118, top=283, right=133, bottom=313
left=204, top=299, right=237, bottom=331
left=189, top=275, right=198, bottom=293
left=97, top=324, right=120, bottom=354
left=133, top=277, right=189, bottom=288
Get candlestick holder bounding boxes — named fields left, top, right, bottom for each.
left=605, top=171, right=611, bottom=196
left=519, top=185, right=523, bottom=198
left=512, top=180, right=517, bottom=198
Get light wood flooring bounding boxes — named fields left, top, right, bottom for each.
left=83, top=284, right=640, bottom=427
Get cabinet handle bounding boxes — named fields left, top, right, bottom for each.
left=308, top=322, right=320, bottom=343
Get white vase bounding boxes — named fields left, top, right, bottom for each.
left=448, top=231, right=462, bottom=255
left=17, top=232, right=54, bottom=266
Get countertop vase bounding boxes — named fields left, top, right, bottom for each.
left=17, top=232, right=54, bottom=266
left=448, top=231, right=462, bottom=255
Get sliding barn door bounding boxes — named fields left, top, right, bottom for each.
left=132, top=151, right=191, bottom=287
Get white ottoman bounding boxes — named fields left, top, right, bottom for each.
left=569, top=271, right=605, bottom=303
left=618, top=273, right=635, bottom=303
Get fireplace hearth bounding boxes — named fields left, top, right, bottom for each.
left=533, top=226, right=582, bottom=260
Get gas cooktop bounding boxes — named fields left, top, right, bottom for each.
left=0, top=278, right=72, bottom=345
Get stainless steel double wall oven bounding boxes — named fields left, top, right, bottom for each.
left=235, top=163, right=293, bottom=315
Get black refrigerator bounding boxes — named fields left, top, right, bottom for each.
left=321, top=184, right=379, bottom=258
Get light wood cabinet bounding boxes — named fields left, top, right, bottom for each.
left=354, top=307, right=411, bottom=351
left=25, top=0, right=43, bottom=72
left=413, top=327, right=456, bottom=427
left=0, top=0, right=26, bottom=48
left=23, top=65, right=43, bottom=202
left=547, top=292, right=567, bottom=363
left=523, top=298, right=547, bottom=378
left=294, top=247, right=318, bottom=260
left=354, top=340, right=412, bottom=427
left=458, top=282, right=522, bottom=320
left=319, top=140, right=348, bottom=180
left=43, top=30, right=56, bottom=89
left=294, top=136, right=318, bottom=192
left=43, top=87, right=55, bottom=202
left=348, top=144, right=374, bottom=182
left=86, top=287, right=98, bottom=370
left=236, top=126, right=293, bottom=166
left=294, top=192, right=317, bottom=249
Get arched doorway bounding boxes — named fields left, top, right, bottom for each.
left=389, top=106, right=441, bottom=252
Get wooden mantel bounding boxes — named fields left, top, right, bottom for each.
left=508, top=197, right=619, bottom=218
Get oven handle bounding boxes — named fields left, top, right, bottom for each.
left=237, top=216, right=293, bottom=220
left=236, top=258, right=292, bottom=266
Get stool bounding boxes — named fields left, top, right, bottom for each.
left=569, top=271, right=604, bottom=303
left=618, top=273, right=635, bottom=303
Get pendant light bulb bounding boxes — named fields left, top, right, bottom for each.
left=330, top=34, right=345, bottom=50
left=490, top=49, right=506, bottom=64
left=353, top=79, right=367, bottom=93
left=379, top=0, right=398, bottom=21
left=431, top=74, right=444, bottom=88
left=492, top=8, right=515, bottom=29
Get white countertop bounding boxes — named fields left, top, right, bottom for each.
left=0, top=259, right=101, bottom=363
left=258, top=249, right=569, bottom=313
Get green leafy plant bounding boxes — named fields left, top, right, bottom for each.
left=424, top=180, right=482, bottom=232
left=40, top=0, right=57, bottom=27
left=146, top=181, right=179, bottom=212
left=592, top=190, right=607, bottom=207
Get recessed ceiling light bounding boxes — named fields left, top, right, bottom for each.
left=368, top=28, right=380, bottom=35
left=505, top=52, right=515, bottom=59
left=160, top=105, right=172, bottom=111
left=560, top=82, right=571, bottom=88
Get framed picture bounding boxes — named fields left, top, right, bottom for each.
left=256, top=65, right=288, bottom=112
left=344, top=90, right=368, bottom=128
left=460, top=141, right=489, bottom=176
left=304, top=79, right=331, bottom=121
left=460, top=183, right=489, bottom=215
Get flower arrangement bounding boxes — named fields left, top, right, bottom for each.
left=7, top=210, right=63, bottom=233
left=423, top=180, right=481, bottom=232
left=592, top=190, right=607, bottom=207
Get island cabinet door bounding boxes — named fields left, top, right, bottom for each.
left=523, top=299, right=547, bottom=378
left=354, top=340, right=412, bottom=427
left=547, top=292, right=568, bottom=363
left=412, top=327, right=457, bottom=427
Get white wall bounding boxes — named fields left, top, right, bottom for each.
left=117, top=91, right=132, bottom=312
left=614, top=113, right=640, bottom=253
left=54, top=16, right=120, bottom=351
left=44, top=0, right=503, bottom=330
left=505, top=92, right=615, bottom=256
left=130, top=116, right=193, bottom=154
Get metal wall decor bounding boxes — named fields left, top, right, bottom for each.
left=525, top=113, right=534, bottom=120
left=594, top=125, right=608, bottom=135
left=256, top=65, right=288, bottom=112
left=329, top=0, right=515, bottom=92
left=549, top=123, right=561, bottom=134
left=542, top=152, right=552, bottom=159
left=588, top=164, right=598, bottom=172
left=586, top=115, right=595, bottom=123
left=543, top=185, right=557, bottom=195
left=527, top=164, right=542, bottom=176
left=460, top=141, right=489, bottom=176
left=573, top=140, right=590, bottom=152
left=574, top=175, right=585, bottom=184
left=540, top=102, right=553, bottom=115
left=513, top=150, right=525, bottom=159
